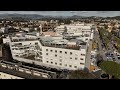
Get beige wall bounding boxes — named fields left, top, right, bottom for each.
left=0, top=72, right=24, bottom=79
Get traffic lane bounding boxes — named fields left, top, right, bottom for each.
left=96, top=33, right=107, bottom=61
left=85, top=40, right=92, bottom=69
left=108, top=43, right=119, bottom=62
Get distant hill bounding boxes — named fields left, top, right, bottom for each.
left=0, top=14, right=120, bottom=20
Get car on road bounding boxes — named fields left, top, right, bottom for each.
left=118, top=57, right=120, bottom=59
left=100, top=73, right=109, bottom=79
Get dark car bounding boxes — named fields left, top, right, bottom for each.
left=101, top=74, right=109, bottom=79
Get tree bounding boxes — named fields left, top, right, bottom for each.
left=68, top=70, right=95, bottom=79
left=98, top=61, right=120, bottom=79
left=104, top=24, right=108, bottom=29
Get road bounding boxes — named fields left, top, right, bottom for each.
left=107, top=43, right=120, bottom=63
left=95, top=30, right=107, bottom=61
left=85, top=40, right=92, bottom=70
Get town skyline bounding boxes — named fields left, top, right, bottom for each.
left=0, top=11, right=120, bottom=17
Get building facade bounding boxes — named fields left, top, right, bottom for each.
left=4, top=23, right=95, bottom=70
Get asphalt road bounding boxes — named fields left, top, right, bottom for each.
left=85, top=40, right=92, bottom=70
left=95, top=30, right=107, bottom=61
left=107, top=43, right=120, bottom=63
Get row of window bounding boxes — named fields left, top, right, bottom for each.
left=46, top=49, right=73, bottom=55
left=46, top=49, right=86, bottom=56
left=46, top=54, right=84, bottom=60
left=46, top=61, right=78, bottom=68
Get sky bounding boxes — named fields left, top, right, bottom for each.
left=0, top=11, right=120, bottom=17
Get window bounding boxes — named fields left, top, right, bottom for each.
left=60, top=51, right=62, bottom=53
left=69, top=65, right=72, bottom=67
left=50, top=50, right=53, bottom=52
left=55, top=62, right=57, bottom=65
left=18, top=43, right=22, bottom=45
left=59, top=56, right=62, bottom=58
left=75, top=54, right=78, bottom=56
left=75, top=58, right=78, bottom=60
left=70, top=57, right=72, bottom=59
left=40, top=48, right=42, bottom=51
left=80, top=63, right=84, bottom=65
left=51, top=62, right=53, bottom=64
left=35, top=42, right=38, bottom=45
left=51, top=59, right=53, bottom=60
left=80, top=58, right=84, bottom=60
left=65, top=64, right=67, bottom=66
left=70, top=52, right=72, bottom=55
left=55, top=54, right=57, bottom=57
left=40, top=52, right=42, bottom=55
left=46, top=49, right=48, bottom=51
left=46, top=61, right=49, bottom=63
left=46, top=53, right=48, bottom=55
left=59, top=63, right=62, bottom=66
left=59, top=59, right=62, bottom=62
left=40, top=60, right=43, bottom=62
left=55, top=50, right=57, bottom=53
left=65, top=51, right=67, bottom=54
left=74, top=66, right=77, bottom=68
left=81, top=54, right=85, bottom=56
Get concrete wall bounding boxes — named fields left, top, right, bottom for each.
left=0, top=72, right=23, bottom=79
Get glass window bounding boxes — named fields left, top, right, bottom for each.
left=75, top=58, right=78, bottom=60
left=55, top=62, right=57, bottom=65
left=59, top=59, right=62, bottom=62
left=46, top=61, right=49, bottom=63
left=59, top=56, right=62, bottom=58
left=70, top=57, right=72, bottom=59
left=80, top=58, right=84, bottom=60
left=60, top=51, right=62, bottom=53
left=75, top=54, right=78, bottom=56
left=46, top=49, right=48, bottom=51
left=50, top=50, right=53, bottom=52
left=40, top=60, right=43, bottom=62
left=80, top=63, right=84, bottom=65
left=51, top=62, right=53, bottom=64
left=55, top=54, right=57, bottom=57
left=69, top=65, right=72, bottom=67
left=65, top=64, right=67, bottom=66
left=46, top=53, right=48, bottom=55
left=70, top=52, right=72, bottom=55
left=55, top=50, right=57, bottom=53
left=65, top=51, right=67, bottom=54
left=35, top=42, right=38, bottom=45
left=59, top=63, right=62, bottom=66
left=81, top=54, right=85, bottom=56
left=74, top=66, right=77, bottom=68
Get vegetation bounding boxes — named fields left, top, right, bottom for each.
left=92, top=40, right=97, bottom=50
left=99, top=28, right=110, bottom=46
left=104, top=24, right=108, bottom=29
left=98, top=61, right=120, bottom=79
left=68, top=70, right=95, bottom=79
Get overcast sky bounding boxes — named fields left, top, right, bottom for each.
left=0, top=11, right=120, bottom=17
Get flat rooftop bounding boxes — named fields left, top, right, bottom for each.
left=9, top=32, right=87, bottom=50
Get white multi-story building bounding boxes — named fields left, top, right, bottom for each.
left=0, top=27, right=8, bottom=33
left=4, top=24, right=95, bottom=71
